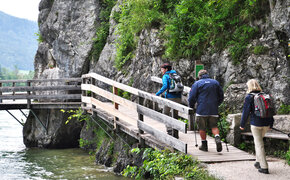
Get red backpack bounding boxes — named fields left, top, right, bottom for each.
left=250, top=92, right=275, bottom=118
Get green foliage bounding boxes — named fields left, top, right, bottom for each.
left=60, top=108, right=90, bottom=124
left=115, top=0, right=166, bottom=69
left=90, top=0, right=117, bottom=61
left=79, top=138, right=91, bottom=148
left=277, top=103, right=290, bottom=115
left=286, top=146, right=290, bottom=166
left=35, top=32, right=44, bottom=43
left=251, top=45, right=269, bottom=55
left=217, top=103, right=230, bottom=141
left=122, top=148, right=216, bottom=179
left=115, top=0, right=268, bottom=68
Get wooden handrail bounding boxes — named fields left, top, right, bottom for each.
left=0, top=78, right=82, bottom=105
left=82, top=73, right=193, bottom=114
left=150, top=76, right=192, bottom=94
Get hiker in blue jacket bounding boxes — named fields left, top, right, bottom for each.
left=188, top=70, right=224, bottom=152
left=240, top=79, right=274, bottom=174
left=156, top=63, right=182, bottom=136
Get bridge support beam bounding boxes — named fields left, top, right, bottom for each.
left=6, top=110, right=24, bottom=126
left=30, top=109, right=48, bottom=133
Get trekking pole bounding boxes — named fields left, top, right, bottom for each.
left=272, top=128, right=290, bottom=138
left=219, top=117, right=229, bottom=152
left=224, top=137, right=229, bottom=152
left=193, top=116, right=198, bottom=147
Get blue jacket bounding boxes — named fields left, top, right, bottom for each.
left=188, top=74, right=224, bottom=115
left=155, top=70, right=182, bottom=98
left=240, top=91, right=274, bottom=128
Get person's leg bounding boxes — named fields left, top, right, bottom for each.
left=209, top=117, right=222, bottom=152
left=196, top=116, right=208, bottom=151
left=163, top=105, right=172, bottom=134
left=164, top=98, right=182, bottom=135
left=251, top=125, right=269, bottom=174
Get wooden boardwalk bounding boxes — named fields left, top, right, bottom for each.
left=90, top=101, right=255, bottom=163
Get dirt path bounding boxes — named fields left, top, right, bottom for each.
left=206, top=157, right=290, bottom=180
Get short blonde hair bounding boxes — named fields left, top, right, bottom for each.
left=246, top=79, right=262, bottom=93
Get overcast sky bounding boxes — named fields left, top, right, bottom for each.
left=0, top=0, right=41, bottom=21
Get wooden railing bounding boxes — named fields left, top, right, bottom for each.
left=0, top=78, right=82, bottom=108
left=150, top=76, right=194, bottom=130
left=81, top=73, right=194, bottom=153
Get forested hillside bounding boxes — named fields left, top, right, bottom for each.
left=0, top=11, right=38, bottom=71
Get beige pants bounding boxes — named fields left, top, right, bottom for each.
left=251, top=125, right=269, bottom=169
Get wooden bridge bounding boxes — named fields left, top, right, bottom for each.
left=0, top=73, right=255, bottom=163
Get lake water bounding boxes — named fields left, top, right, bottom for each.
left=0, top=110, right=128, bottom=180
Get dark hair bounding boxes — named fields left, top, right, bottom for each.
left=161, top=63, right=172, bottom=71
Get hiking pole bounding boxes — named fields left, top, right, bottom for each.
left=272, top=128, right=290, bottom=138
left=193, top=116, right=198, bottom=147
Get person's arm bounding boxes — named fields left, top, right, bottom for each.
left=188, top=83, right=198, bottom=108
left=156, top=75, right=169, bottom=96
left=240, top=95, right=252, bottom=130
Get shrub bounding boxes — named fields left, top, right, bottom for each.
left=115, top=0, right=269, bottom=68
left=122, top=148, right=217, bottom=179
left=286, top=146, right=290, bottom=166
left=277, top=103, right=290, bottom=115
left=251, top=45, right=269, bottom=55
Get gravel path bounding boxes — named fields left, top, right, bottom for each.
left=206, top=157, right=290, bottom=180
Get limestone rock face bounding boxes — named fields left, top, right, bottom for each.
left=23, top=109, right=82, bottom=148
left=24, top=0, right=100, bottom=148
left=36, top=0, right=99, bottom=79
left=26, top=0, right=289, bottom=149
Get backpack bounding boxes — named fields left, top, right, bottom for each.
left=168, top=73, right=184, bottom=93
left=250, top=92, right=275, bottom=118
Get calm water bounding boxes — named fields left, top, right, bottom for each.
left=0, top=110, right=128, bottom=180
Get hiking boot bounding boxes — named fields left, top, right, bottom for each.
left=254, top=162, right=260, bottom=169
left=215, top=136, right=222, bottom=152
left=258, top=168, right=269, bottom=174
left=199, top=140, right=208, bottom=152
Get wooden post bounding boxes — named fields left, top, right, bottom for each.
left=188, top=114, right=194, bottom=131
left=113, top=86, right=119, bottom=131
left=12, top=82, right=15, bottom=101
left=27, top=81, right=31, bottom=109
left=0, top=82, right=2, bottom=103
left=172, top=109, right=179, bottom=138
left=138, top=96, right=145, bottom=147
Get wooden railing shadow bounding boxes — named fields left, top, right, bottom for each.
left=81, top=73, right=194, bottom=153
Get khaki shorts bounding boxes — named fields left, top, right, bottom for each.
left=196, top=116, right=218, bottom=130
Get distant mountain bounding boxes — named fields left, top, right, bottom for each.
left=0, top=11, right=38, bottom=71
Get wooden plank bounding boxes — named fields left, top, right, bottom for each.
left=83, top=96, right=137, bottom=126
left=81, top=84, right=137, bottom=111
left=138, top=120, right=187, bottom=153
left=0, top=85, right=81, bottom=92
left=0, top=78, right=81, bottom=84
left=0, top=94, right=81, bottom=100
left=151, top=76, right=191, bottom=94
left=82, top=73, right=139, bottom=95
left=137, top=91, right=194, bottom=115
left=137, top=105, right=187, bottom=133
left=241, top=132, right=289, bottom=140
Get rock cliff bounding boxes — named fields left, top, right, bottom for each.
left=25, top=0, right=289, bottom=149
